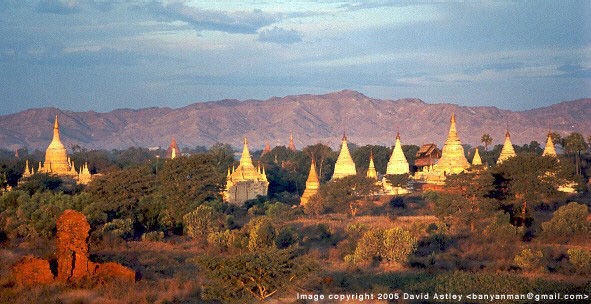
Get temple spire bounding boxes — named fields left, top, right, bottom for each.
left=472, top=148, right=482, bottom=165
left=288, top=132, right=296, bottom=151
left=239, top=137, right=254, bottom=168
left=300, top=157, right=320, bottom=205
left=386, top=132, right=410, bottom=175
left=497, top=130, right=516, bottom=163
left=542, top=131, right=557, bottom=157
left=367, top=150, right=378, bottom=180
left=433, top=112, right=470, bottom=175
left=331, top=133, right=356, bottom=180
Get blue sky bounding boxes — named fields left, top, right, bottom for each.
left=0, top=0, right=589, bottom=114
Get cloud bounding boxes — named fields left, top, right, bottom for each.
left=257, top=27, right=302, bottom=44
left=144, top=1, right=280, bottom=34
left=464, top=62, right=524, bottom=74
left=36, top=0, right=80, bottom=14
left=556, top=64, right=591, bottom=78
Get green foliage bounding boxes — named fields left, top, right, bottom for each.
left=302, top=143, right=335, bottom=182
left=541, top=202, right=590, bottom=240
left=102, top=218, right=133, bottom=239
left=183, top=205, right=226, bottom=239
left=207, top=229, right=248, bottom=250
left=567, top=248, right=591, bottom=274
left=351, top=145, right=390, bottom=175
left=195, top=248, right=316, bottom=302
left=308, top=175, right=381, bottom=215
left=514, top=248, right=544, bottom=271
left=482, top=212, right=522, bottom=243
left=17, top=173, right=82, bottom=195
left=275, top=225, right=299, bottom=249
left=384, top=173, right=410, bottom=187
left=141, top=231, right=164, bottom=241
left=352, top=227, right=417, bottom=265
left=481, top=134, right=493, bottom=150
left=247, top=216, right=276, bottom=251
left=0, top=191, right=91, bottom=239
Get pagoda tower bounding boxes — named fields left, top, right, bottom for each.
left=78, top=162, right=92, bottom=184
left=433, top=113, right=470, bottom=175
left=472, top=148, right=483, bottom=165
left=542, top=132, right=557, bottom=157
left=288, top=133, right=296, bottom=151
left=497, top=131, right=516, bottom=163
left=22, top=160, right=32, bottom=178
left=366, top=150, right=378, bottom=180
left=386, top=133, right=410, bottom=175
left=38, top=115, right=76, bottom=177
left=223, top=137, right=269, bottom=205
left=300, top=158, right=320, bottom=205
left=331, top=133, right=357, bottom=180
left=166, top=136, right=180, bottom=159
left=261, top=142, right=271, bottom=156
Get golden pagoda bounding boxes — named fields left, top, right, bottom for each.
left=25, top=115, right=93, bottom=184
left=497, top=131, right=516, bottom=164
left=472, top=148, right=483, bottom=165
left=542, top=132, right=557, bottom=157
left=331, top=133, right=357, bottom=180
left=300, top=158, right=320, bottom=205
left=261, top=142, right=271, bottom=156
left=366, top=150, right=378, bottom=180
left=223, top=137, right=269, bottom=205
left=78, top=162, right=92, bottom=185
left=288, top=133, right=296, bottom=151
left=433, top=113, right=470, bottom=175
left=22, top=160, right=32, bottom=178
left=386, top=133, right=409, bottom=175
left=166, top=136, right=180, bottom=159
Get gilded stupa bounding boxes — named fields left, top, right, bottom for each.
left=288, top=133, right=296, bottom=151
left=300, top=157, right=320, bottom=205
left=166, top=136, right=180, bottom=159
left=472, top=148, right=482, bottom=165
left=385, top=133, right=409, bottom=175
left=497, top=131, right=516, bottom=164
left=223, top=137, right=269, bottom=205
left=366, top=150, right=378, bottom=180
left=28, top=115, right=93, bottom=184
left=542, top=132, right=557, bottom=157
left=433, top=113, right=470, bottom=175
left=331, top=133, right=357, bottom=180
left=261, top=142, right=271, bottom=156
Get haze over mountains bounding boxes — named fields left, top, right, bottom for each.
left=1, top=90, right=590, bottom=151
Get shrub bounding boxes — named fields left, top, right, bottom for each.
left=247, top=217, right=276, bottom=251
left=141, top=231, right=164, bottom=241
left=541, top=202, right=590, bottom=240
left=514, top=248, right=544, bottom=271
left=102, top=218, right=133, bottom=239
left=207, top=229, right=248, bottom=250
left=567, top=248, right=591, bottom=274
left=352, top=227, right=417, bottom=265
left=183, top=205, right=225, bottom=239
left=275, top=226, right=299, bottom=249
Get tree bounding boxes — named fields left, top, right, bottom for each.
left=384, top=173, right=410, bottom=188
left=351, top=145, right=390, bottom=175
left=247, top=216, right=276, bottom=251
left=195, top=248, right=316, bottom=302
left=183, top=205, right=226, bottom=239
left=302, top=143, right=334, bottom=182
left=435, top=170, right=496, bottom=232
left=541, top=202, right=590, bottom=241
left=492, top=154, right=574, bottom=224
left=481, top=134, right=493, bottom=151
left=312, top=175, right=381, bottom=216
left=563, top=132, right=588, bottom=176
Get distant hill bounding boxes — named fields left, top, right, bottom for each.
left=1, top=90, right=590, bottom=151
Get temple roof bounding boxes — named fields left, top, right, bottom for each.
left=542, top=132, right=557, bottom=157
left=367, top=150, right=378, bottom=179
left=472, top=148, right=482, bottom=165
left=497, top=130, right=516, bottom=163
left=386, top=132, right=410, bottom=175
left=331, top=133, right=356, bottom=179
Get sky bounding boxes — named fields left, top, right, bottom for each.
left=0, top=0, right=590, bottom=115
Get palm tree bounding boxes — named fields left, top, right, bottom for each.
left=481, top=134, right=493, bottom=151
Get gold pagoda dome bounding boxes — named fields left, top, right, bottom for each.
left=434, top=113, right=470, bottom=175
left=300, top=157, right=320, bottom=205
left=386, top=132, right=410, bottom=175
left=42, top=115, right=73, bottom=175
left=366, top=150, right=378, bottom=180
left=472, top=148, right=482, bottom=165
left=331, top=133, right=357, bottom=180
left=497, top=130, right=516, bottom=164
left=542, top=132, right=557, bottom=157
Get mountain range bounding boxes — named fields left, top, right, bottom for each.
left=1, top=90, right=590, bottom=151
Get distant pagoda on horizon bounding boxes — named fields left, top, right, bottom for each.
left=331, top=133, right=357, bottom=180
left=166, top=136, right=180, bottom=159
left=433, top=113, right=470, bottom=175
left=497, top=130, right=516, bottom=164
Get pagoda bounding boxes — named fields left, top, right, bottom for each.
left=542, top=132, right=557, bottom=157
left=223, top=138, right=269, bottom=205
left=166, top=136, right=180, bottom=159
left=497, top=131, right=516, bottom=164
left=366, top=150, right=378, bottom=180
left=385, top=133, right=409, bottom=175
left=261, top=142, right=271, bottom=156
left=331, top=133, right=357, bottom=180
left=300, top=158, right=320, bottom=205
left=433, top=113, right=470, bottom=175
left=472, top=148, right=483, bottom=165
left=288, top=133, right=296, bottom=151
